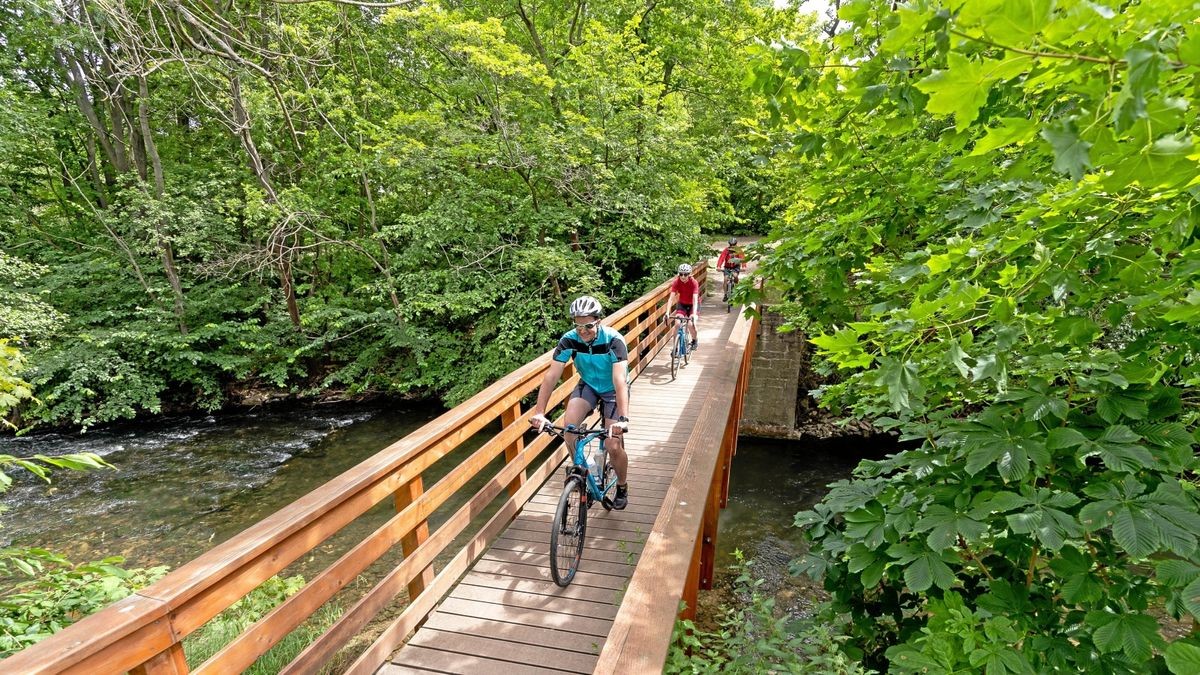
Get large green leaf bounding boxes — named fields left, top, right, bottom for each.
left=1087, top=611, right=1163, bottom=662
left=1165, top=642, right=1200, bottom=675
left=917, top=52, right=1027, bottom=130
left=903, top=551, right=957, bottom=592
left=1041, top=119, right=1093, bottom=180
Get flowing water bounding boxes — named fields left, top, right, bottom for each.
left=0, top=402, right=457, bottom=571
left=707, top=436, right=893, bottom=620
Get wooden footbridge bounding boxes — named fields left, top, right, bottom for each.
left=5, top=261, right=760, bottom=675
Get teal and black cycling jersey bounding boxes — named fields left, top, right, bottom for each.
left=552, top=325, right=629, bottom=394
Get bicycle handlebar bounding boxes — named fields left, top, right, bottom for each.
left=536, top=422, right=617, bottom=439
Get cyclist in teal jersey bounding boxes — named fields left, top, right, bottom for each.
left=530, top=295, right=631, bottom=509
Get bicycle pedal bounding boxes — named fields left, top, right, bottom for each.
left=601, top=496, right=614, bottom=509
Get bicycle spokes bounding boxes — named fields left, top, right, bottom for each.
left=550, top=478, right=587, bottom=586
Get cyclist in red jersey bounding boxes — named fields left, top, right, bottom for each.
left=716, top=238, right=744, bottom=302
left=669, top=263, right=700, bottom=350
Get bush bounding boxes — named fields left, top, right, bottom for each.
left=666, top=551, right=870, bottom=674
left=0, top=555, right=167, bottom=657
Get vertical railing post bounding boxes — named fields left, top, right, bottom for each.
left=682, top=533, right=703, bottom=621
left=130, top=643, right=188, bottom=675
left=699, top=471, right=721, bottom=591
left=500, top=403, right=527, bottom=497
left=393, top=477, right=434, bottom=601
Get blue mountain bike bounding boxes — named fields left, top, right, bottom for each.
left=670, top=312, right=691, bottom=380
left=538, top=421, right=620, bottom=586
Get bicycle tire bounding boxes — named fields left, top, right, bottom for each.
left=600, top=462, right=619, bottom=511
left=683, top=335, right=690, bottom=365
left=670, top=333, right=679, bottom=380
left=550, top=477, right=587, bottom=586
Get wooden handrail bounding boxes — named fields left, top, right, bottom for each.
left=593, top=304, right=760, bottom=674
left=0, top=262, right=708, bottom=674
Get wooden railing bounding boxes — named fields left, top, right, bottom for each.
left=1, top=263, right=708, bottom=675
left=594, top=300, right=760, bottom=674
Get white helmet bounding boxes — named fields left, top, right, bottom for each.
left=569, top=295, right=603, bottom=317
left=728, top=238, right=738, bottom=246
left=677, top=263, right=693, bottom=275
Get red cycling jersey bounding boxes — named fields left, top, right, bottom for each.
left=717, top=246, right=743, bottom=270
left=670, top=275, right=700, bottom=302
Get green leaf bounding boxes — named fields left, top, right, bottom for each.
left=1113, top=47, right=1162, bottom=133
left=1165, top=642, right=1200, bottom=674
left=903, top=551, right=956, bottom=592
left=1112, top=506, right=1159, bottom=558
left=915, top=504, right=987, bottom=549
left=811, top=327, right=875, bottom=369
left=985, top=0, right=1053, bottom=44
left=971, top=117, right=1039, bottom=155
left=1156, top=559, right=1200, bottom=586
left=876, top=357, right=926, bottom=413
left=881, top=6, right=931, bottom=53
left=886, top=644, right=948, bottom=673
left=1047, top=427, right=1087, bottom=449
left=1024, top=394, right=1067, bottom=421
left=1041, top=119, right=1092, bottom=180
left=948, top=339, right=971, bottom=377
left=1183, top=576, right=1200, bottom=620
left=917, top=53, right=1026, bottom=131
left=1088, top=612, right=1163, bottom=662
left=1078, top=425, right=1155, bottom=472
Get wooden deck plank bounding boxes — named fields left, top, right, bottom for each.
left=421, top=612, right=603, bottom=655
left=434, top=597, right=614, bottom=636
left=406, top=628, right=600, bottom=673
left=457, top=572, right=622, bottom=604
left=445, top=584, right=619, bottom=621
left=390, top=644, right=577, bottom=675
left=385, top=278, right=744, bottom=673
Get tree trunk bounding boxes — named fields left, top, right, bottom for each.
left=139, top=75, right=188, bottom=335
left=231, top=74, right=301, bottom=328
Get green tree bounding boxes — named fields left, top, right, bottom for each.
left=0, top=0, right=786, bottom=429
left=750, top=0, right=1200, bottom=672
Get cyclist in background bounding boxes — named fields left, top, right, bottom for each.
left=669, top=263, right=700, bottom=351
left=716, top=238, right=744, bottom=302
left=530, top=295, right=631, bottom=510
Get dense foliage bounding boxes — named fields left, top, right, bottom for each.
left=667, top=551, right=871, bottom=674
left=750, top=0, right=1200, bottom=672
left=0, top=0, right=785, bottom=429
left=0, top=555, right=166, bottom=657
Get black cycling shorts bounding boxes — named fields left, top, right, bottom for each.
left=571, top=381, right=619, bottom=420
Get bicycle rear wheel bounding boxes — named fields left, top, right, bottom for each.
left=550, top=477, right=587, bottom=586
left=682, top=332, right=690, bottom=366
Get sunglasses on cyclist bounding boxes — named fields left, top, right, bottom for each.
left=573, top=319, right=601, bottom=331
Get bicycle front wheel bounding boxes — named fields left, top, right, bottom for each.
left=670, top=334, right=679, bottom=380
left=550, top=477, right=588, bottom=586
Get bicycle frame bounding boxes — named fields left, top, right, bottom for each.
left=541, top=422, right=617, bottom=502
left=674, top=315, right=690, bottom=357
